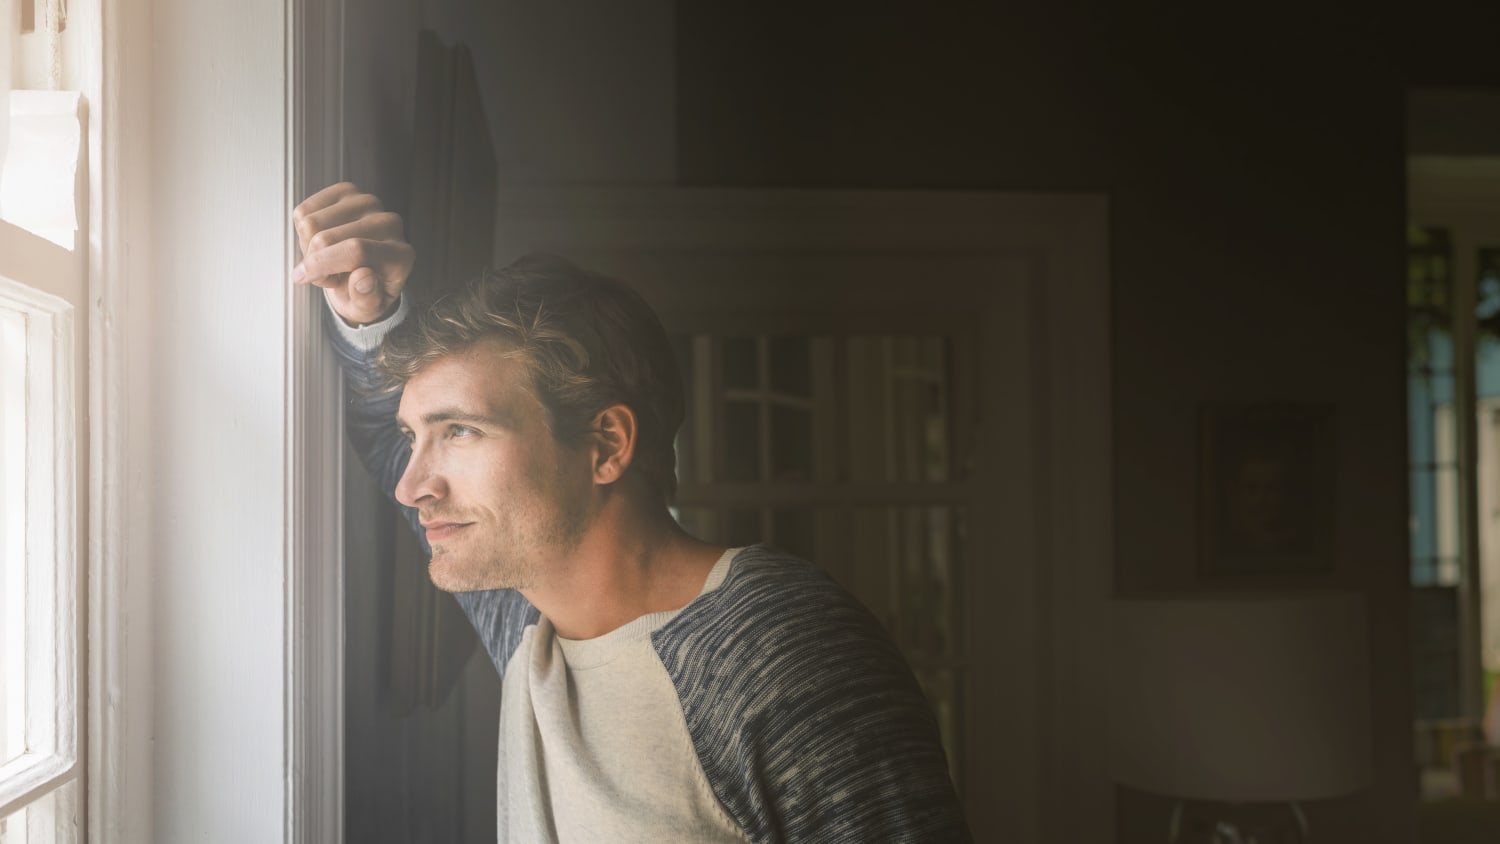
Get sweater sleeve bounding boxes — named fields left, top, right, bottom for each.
left=652, top=547, right=972, bottom=843
left=322, top=294, right=539, bottom=678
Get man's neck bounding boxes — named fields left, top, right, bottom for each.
left=522, top=495, right=726, bottom=640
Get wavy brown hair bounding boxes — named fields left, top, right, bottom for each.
left=379, top=254, right=684, bottom=503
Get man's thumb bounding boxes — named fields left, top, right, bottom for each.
left=349, top=266, right=383, bottom=312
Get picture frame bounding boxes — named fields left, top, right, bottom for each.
left=1198, top=403, right=1336, bottom=578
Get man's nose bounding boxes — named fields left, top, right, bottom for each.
left=394, top=448, right=446, bottom=508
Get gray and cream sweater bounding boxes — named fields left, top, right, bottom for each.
left=327, top=297, right=970, bottom=843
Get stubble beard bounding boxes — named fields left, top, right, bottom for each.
left=425, top=484, right=593, bottom=594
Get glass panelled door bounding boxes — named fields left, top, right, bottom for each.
left=670, top=329, right=976, bottom=786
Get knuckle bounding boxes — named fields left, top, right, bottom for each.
left=346, top=239, right=369, bottom=264
left=308, top=231, right=331, bottom=251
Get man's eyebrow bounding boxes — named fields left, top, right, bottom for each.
left=395, top=408, right=512, bottom=430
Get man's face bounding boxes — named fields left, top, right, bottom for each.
left=393, top=337, right=594, bottom=592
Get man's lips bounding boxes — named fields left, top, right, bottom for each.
left=421, top=521, right=472, bottom=542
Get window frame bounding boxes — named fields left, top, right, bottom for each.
left=1408, top=157, right=1500, bottom=725
left=0, top=237, right=81, bottom=823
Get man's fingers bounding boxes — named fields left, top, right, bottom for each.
left=295, top=194, right=387, bottom=252
left=297, top=237, right=369, bottom=285
left=292, top=181, right=360, bottom=226
left=291, top=258, right=345, bottom=288
left=303, top=212, right=404, bottom=256
left=295, top=237, right=411, bottom=289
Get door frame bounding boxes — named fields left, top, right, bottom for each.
left=491, top=187, right=1114, bottom=843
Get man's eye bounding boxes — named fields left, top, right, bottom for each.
left=449, top=424, right=476, bottom=439
left=400, top=429, right=415, bottom=444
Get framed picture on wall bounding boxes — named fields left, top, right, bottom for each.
left=1198, top=403, right=1336, bottom=578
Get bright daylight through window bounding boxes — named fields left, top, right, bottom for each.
left=0, top=0, right=86, bottom=838
left=2, top=305, right=25, bottom=774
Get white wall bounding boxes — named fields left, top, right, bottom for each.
left=124, top=0, right=291, bottom=838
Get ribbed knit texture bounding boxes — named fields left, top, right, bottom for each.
left=653, top=546, right=971, bottom=843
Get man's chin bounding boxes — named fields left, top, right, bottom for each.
left=427, top=549, right=522, bottom=593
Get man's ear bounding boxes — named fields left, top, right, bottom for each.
left=590, top=404, right=637, bottom=486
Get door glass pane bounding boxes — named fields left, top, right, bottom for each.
left=843, top=336, right=952, bottom=483
left=723, top=401, right=761, bottom=482
left=722, top=336, right=757, bottom=390
left=843, top=506, right=965, bottom=660
left=0, top=305, right=26, bottom=768
left=769, top=405, right=813, bottom=482
left=672, top=332, right=955, bottom=486
left=667, top=328, right=966, bottom=789
left=768, top=336, right=811, bottom=397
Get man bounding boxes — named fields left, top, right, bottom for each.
left=292, top=182, right=970, bottom=842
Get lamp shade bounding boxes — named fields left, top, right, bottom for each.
left=1108, top=592, right=1372, bottom=803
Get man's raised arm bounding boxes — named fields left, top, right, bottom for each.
left=291, top=182, right=416, bottom=524
left=291, top=184, right=537, bottom=679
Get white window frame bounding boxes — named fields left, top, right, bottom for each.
left=0, top=227, right=81, bottom=826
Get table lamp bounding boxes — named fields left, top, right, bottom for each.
left=1108, top=592, right=1372, bottom=843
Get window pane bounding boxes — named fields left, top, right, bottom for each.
left=843, top=336, right=952, bottom=483
left=722, top=401, right=761, bottom=482
left=1, top=305, right=26, bottom=768
left=769, top=405, right=813, bottom=482
left=768, top=336, right=811, bottom=397
left=0, top=777, right=80, bottom=843
left=722, top=336, right=757, bottom=390
left=1409, top=226, right=1457, bottom=588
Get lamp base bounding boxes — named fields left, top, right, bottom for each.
left=1168, top=800, right=1309, bottom=844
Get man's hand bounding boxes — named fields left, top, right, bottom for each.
left=292, top=182, right=415, bottom=326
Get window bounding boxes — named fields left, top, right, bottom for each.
left=0, top=271, right=80, bottom=838
left=1407, top=158, right=1500, bottom=802
left=0, top=0, right=87, bottom=834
